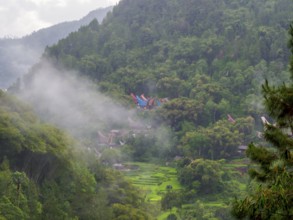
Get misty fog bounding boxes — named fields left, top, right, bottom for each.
left=19, top=61, right=138, bottom=137
left=0, top=42, right=42, bottom=89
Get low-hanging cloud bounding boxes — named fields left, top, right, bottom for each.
left=19, top=61, right=138, bottom=140
left=15, top=60, right=174, bottom=164
left=0, top=43, right=42, bottom=89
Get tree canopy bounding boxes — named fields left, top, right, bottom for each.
left=0, top=91, right=150, bottom=219
left=232, top=24, right=293, bottom=220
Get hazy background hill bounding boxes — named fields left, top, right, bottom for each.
left=0, top=6, right=113, bottom=89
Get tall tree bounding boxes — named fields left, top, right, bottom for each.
left=232, top=24, right=293, bottom=219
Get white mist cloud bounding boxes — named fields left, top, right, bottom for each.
left=16, top=60, right=173, bottom=160
left=20, top=61, right=136, bottom=138
left=0, top=42, right=43, bottom=89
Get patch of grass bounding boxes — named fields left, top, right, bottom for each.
left=122, top=162, right=182, bottom=203
left=156, top=208, right=179, bottom=220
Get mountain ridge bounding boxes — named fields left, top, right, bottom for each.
left=0, top=6, right=113, bottom=89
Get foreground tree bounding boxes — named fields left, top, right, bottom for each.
left=232, top=24, right=293, bottom=219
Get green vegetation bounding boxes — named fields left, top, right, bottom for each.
left=232, top=24, right=293, bottom=220
left=121, top=160, right=248, bottom=219
left=0, top=91, right=151, bottom=219
left=13, top=0, right=293, bottom=162
left=3, top=0, right=293, bottom=219
left=123, top=162, right=182, bottom=202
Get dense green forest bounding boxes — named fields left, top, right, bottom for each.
left=232, top=25, right=293, bottom=219
left=44, top=0, right=293, bottom=128
left=0, top=91, right=153, bottom=219
left=5, top=0, right=293, bottom=219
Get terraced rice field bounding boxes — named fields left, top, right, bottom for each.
left=121, top=160, right=249, bottom=219
left=122, top=162, right=182, bottom=202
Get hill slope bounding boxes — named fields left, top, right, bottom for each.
left=10, top=0, right=292, bottom=161
left=0, top=6, right=113, bottom=89
left=0, top=90, right=151, bottom=219
left=41, top=0, right=293, bottom=118
left=7, top=1, right=293, bottom=218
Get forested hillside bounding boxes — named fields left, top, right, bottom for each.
left=232, top=25, right=293, bottom=220
left=43, top=0, right=292, bottom=119
left=0, top=90, right=151, bottom=219
left=6, top=0, right=293, bottom=219
left=16, top=0, right=293, bottom=156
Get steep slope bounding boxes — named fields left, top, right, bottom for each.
left=13, top=0, right=293, bottom=158
left=0, top=6, right=113, bottom=89
left=9, top=0, right=293, bottom=144
left=42, top=0, right=293, bottom=117
left=0, top=90, right=151, bottom=219
left=9, top=1, right=293, bottom=218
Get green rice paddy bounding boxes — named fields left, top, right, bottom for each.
left=122, top=162, right=182, bottom=203
left=121, top=159, right=249, bottom=219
